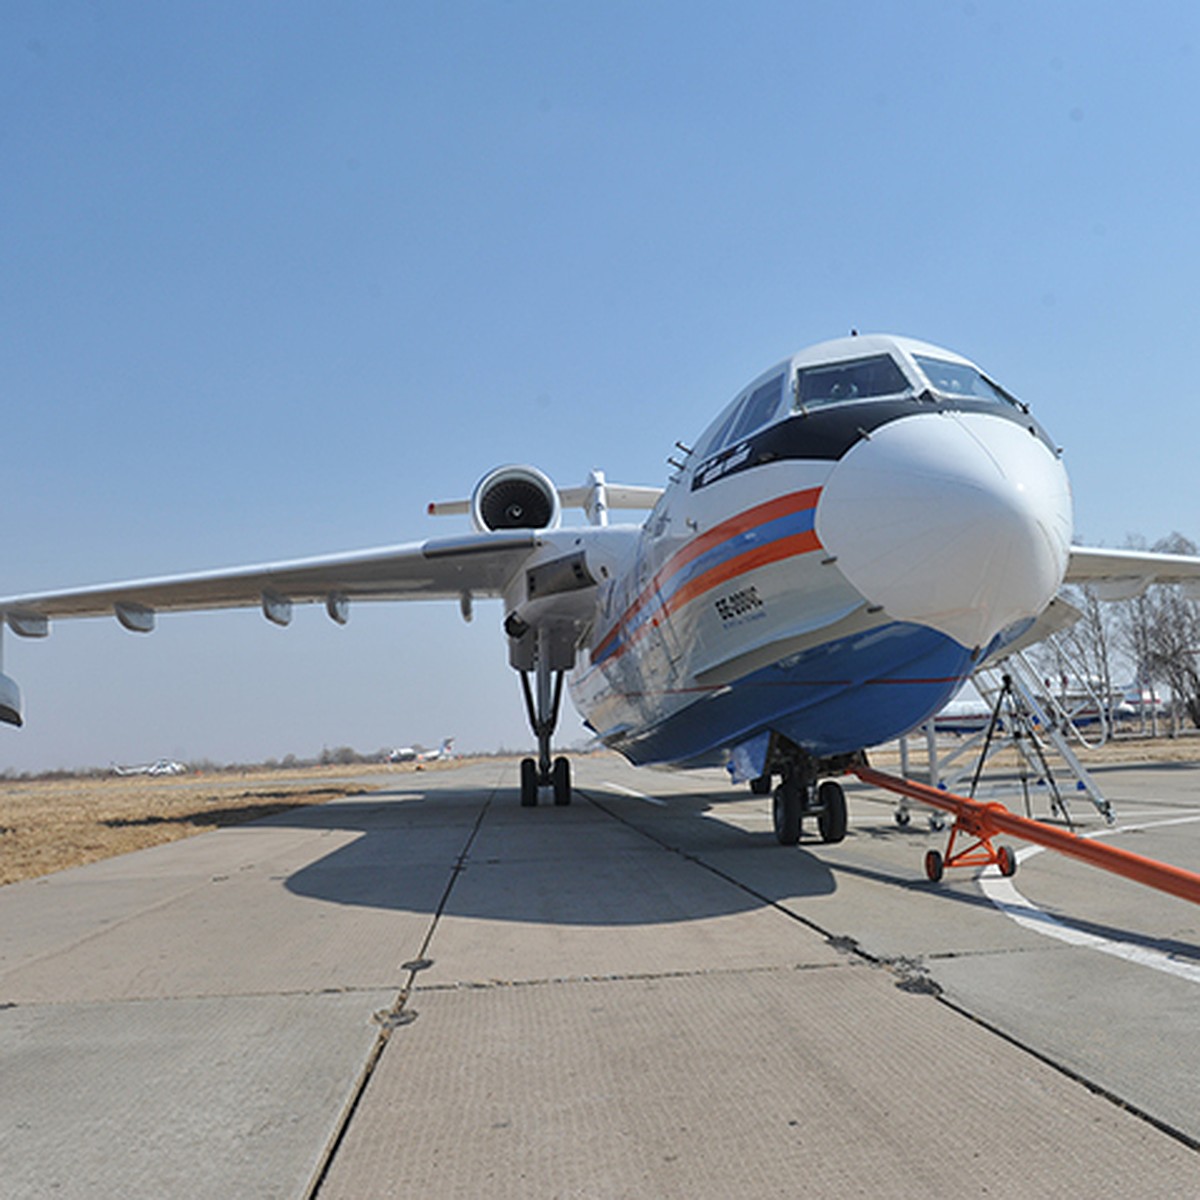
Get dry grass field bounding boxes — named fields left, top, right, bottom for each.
left=1, top=736, right=1197, bottom=889
left=0, top=760, right=461, bottom=887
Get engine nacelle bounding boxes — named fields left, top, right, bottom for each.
left=0, top=672, right=23, bottom=727
left=471, top=465, right=561, bottom=533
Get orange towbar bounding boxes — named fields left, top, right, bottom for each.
left=850, top=764, right=1200, bottom=907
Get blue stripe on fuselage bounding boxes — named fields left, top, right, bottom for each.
left=657, top=505, right=817, bottom=610
left=591, top=504, right=819, bottom=667
left=605, top=620, right=973, bottom=768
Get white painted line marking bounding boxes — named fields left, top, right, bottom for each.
left=603, top=782, right=667, bottom=806
left=979, top=813, right=1200, bottom=986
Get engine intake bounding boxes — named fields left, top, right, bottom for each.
left=471, top=465, right=561, bottom=532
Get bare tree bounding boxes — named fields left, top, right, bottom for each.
left=1117, top=534, right=1200, bottom=731
left=1032, top=584, right=1119, bottom=718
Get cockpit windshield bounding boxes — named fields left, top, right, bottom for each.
left=913, top=355, right=1019, bottom=408
left=794, top=354, right=910, bottom=411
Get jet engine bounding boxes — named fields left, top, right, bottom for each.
left=470, top=465, right=562, bottom=533
left=0, top=671, right=22, bottom=727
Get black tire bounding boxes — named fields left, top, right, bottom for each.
left=816, top=780, right=847, bottom=844
left=924, top=848, right=944, bottom=882
left=750, top=773, right=772, bottom=796
left=552, top=756, right=571, bottom=806
left=520, top=757, right=539, bottom=807
left=772, top=781, right=802, bottom=846
left=997, top=844, right=1018, bottom=877
left=894, top=807, right=911, bottom=827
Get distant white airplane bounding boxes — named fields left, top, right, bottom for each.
left=389, top=737, right=455, bottom=764
left=932, top=678, right=1112, bottom=735
left=113, top=758, right=187, bottom=777
left=4, top=335, right=1200, bottom=844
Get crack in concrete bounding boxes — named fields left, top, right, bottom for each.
left=304, top=781, right=497, bottom=1199
left=411, top=958, right=860, bottom=994
left=577, top=782, right=1200, bottom=1154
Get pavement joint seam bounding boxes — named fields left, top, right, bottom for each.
left=933, top=988, right=1200, bottom=1153
left=579, top=782, right=1200, bottom=1155
left=0, top=984, right=408, bottom=1008
left=410, top=958, right=862, bottom=994
left=302, top=779, right=499, bottom=1200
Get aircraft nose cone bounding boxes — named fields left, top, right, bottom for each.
left=814, top=412, right=1072, bottom=650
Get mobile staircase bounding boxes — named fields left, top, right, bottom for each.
left=894, top=646, right=1114, bottom=831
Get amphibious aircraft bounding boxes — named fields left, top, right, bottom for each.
left=4, top=334, right=1200, bottom=845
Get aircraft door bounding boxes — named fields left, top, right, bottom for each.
left=640, top=536, right=685, bottom=684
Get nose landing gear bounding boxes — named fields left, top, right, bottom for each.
left=770, top=769, right=848, bottom=846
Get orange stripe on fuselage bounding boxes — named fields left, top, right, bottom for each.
left=662, top=528, right=822, bottom=618
left=661, top=487, right=822, bottom=584
left=591, top=488, right=824, bottom=665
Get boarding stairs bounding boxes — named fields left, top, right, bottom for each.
left=895, top=647, right=1114, bottom=830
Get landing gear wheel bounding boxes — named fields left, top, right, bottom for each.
left=924, top=849, right=944, bottom=882
left=750, top=773, right=772, bottom=796
left=894, top=806, right=911, bottom=827
left=552, top=756, right=572, bottom=806
left=997, top=844, right=1018, bottom=877
left=520, top=757, right=539, bottom=807
left=929, top=812, right=946, bottom=833
left=816, top=780, right=847, bottom=844
left=772, top=781, right=803, bottom=846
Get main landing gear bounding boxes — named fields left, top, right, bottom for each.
left=770, top=771, right=848, bottom=847
left=517, top=648, right=572, bottom=808
left=519, top=753, right=571, bottom=807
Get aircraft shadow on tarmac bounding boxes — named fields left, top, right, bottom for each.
left=269, top=783, right=841, bottom=925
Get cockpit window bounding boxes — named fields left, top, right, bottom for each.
left=794, top=354, right=910, bottom=410
left=914, top=355, right=1020, bottom=407
left=727, top=374, right=784, bottom=444
left=696, top=402, right=742, bottom=461
left=695, top=373, right=785, bottom=461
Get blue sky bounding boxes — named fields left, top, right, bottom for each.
left=2, top=1, right=1198, bottom=771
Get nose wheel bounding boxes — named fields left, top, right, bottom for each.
left=772, top=779, right=804, bottom=845
left=817, top=780, right=848, bottom=843
left=771, top=773, right=848, bottom=845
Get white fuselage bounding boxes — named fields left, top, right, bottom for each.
left=559, top=335, right=1072, bottom=776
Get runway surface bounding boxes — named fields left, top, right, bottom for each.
left=2, top=752, right=1199, bottom=1197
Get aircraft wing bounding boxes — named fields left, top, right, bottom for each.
left=1065, top=545, right=1200, bottom=600
left=0, top=531, right=538, bottom=635
left=966, top=543, right=1200, bottom=665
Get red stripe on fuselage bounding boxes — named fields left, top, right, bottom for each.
left=660, top=486, right=822, bottom=585
left=664, top=528, right=822, bottom=615
left=591, top=488, right=823, bottom=666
